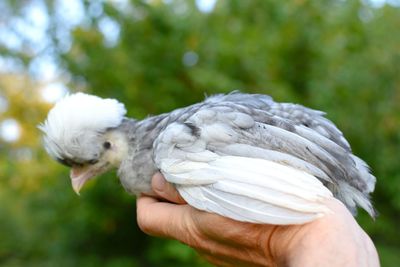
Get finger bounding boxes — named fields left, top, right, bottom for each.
left=136, top=194, right=191, bottom=239
left=199, top=253, right=233, bottom=267
left=199, top=250, right=258, bottom=267
left=151, top=172, right=187, bottom=204
left=192, top=209, right=275, bottom=248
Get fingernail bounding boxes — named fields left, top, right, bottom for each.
left=152, top=173, right=166, bottom=192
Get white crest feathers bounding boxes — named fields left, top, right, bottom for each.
left=39, top=93, right=126, bottom=159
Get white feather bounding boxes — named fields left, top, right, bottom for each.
left=39, top=93, right=126, bottom=159
left=161, top=155, right=333, bottom=225
left=179, top=186, right=325, bottom=224
left=219, top=144, right=332, bottom=183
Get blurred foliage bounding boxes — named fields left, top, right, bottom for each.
left=0, top=0, right=399, bottom=266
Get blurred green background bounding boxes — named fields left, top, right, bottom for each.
left=0, top=0, right=399, bottom=266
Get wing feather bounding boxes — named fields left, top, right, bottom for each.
left=152, top=94, right=376, bottom=223
left=164, top=156, right=332, bottom=225
left=179, top=186, right=324, bottom=224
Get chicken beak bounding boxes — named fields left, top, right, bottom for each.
left=70, top=165, right=97, bottom=195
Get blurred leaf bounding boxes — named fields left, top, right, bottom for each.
left=0, top=0, right=399, bottom=266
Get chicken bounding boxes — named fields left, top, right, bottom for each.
left=39, top=92, right=376, bottom=225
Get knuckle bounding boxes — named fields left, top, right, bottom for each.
left=182, top=210, right=210, bottom=250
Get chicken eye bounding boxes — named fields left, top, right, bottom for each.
left=103, top=141, right=111, bottom=149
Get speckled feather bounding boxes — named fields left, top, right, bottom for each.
left=116, top=92, right=376, bottom=221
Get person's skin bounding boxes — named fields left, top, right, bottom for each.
left=137, top=173, right=380, bottom=267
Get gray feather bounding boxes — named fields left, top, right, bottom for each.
left=117, top=92, right=376, bottom=217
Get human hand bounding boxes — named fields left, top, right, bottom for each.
left=137, top=173, right=379, bottom=267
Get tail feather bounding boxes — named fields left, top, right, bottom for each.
left=336, top=181, right=376, bottom=218
left=352, top=155, right=376, bottom=193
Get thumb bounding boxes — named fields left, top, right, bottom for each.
left=151, top=172, right=187, bottom=204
